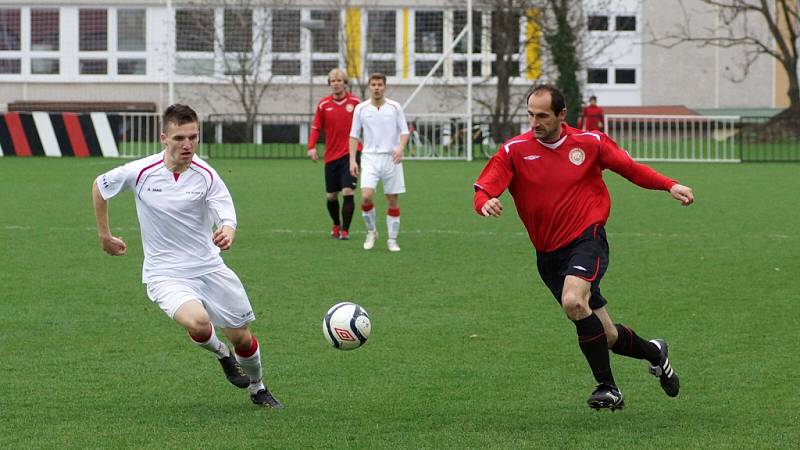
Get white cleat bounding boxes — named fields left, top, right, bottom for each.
left=387, top=239, right=401, bottom=252
left=363, top=231, right=377, bottom=250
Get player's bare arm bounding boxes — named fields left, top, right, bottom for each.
left=481, top=197, right=504, bottom=217
left=213, top=225, right=236, bottom=251
left=91, top=182, right=127, bottom=256
left=349, top=136, right=360, bottom=177
left=392, top=134, right=409, bottom=164
left=669, top=184, right=694, bottom=206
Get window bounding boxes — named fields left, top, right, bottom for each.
left=415, top=11, right=443, bottom=53
left=491, top=10, right=521, bottom=78
left=0, top=9, right=21, bottom=51
left=262, top=124, right=300, bottom=143
left=453, top=61, right=481, bottom=77
left=415, top=61, right=442, bottom=77
left=31, top=9, right=59, bottom=51
left=118, top=9, right=146, bottom=51
left=176, top=9, right=214, bottom=52
left=367, top=11, right=396, bottom=77
left=224, top=9, right=252, bottom=52
left=587, top=15, right=609, bottom=31
left=80, top=59, right=107, bottom=75
left=79, top=9, right=107, bottom=51
left=272, top=59, right=300, bottom=76
left=615, top=16, right=636, bottom=31
left=0, top=58, right=20, bottom=74
left=367, top=11, right=395, bottom=53
left=175, top=58, right=214, bottom=76
left=587, top=68, right=608, bottom=84
left=453, top=11, right=482, bottom=54
left=615, top=68, right=636, bottom=84
left=310, top=10, right=339, bottom=53
left=118, top=59, right=146, bottom=75
left=272, top=10, right=300, bottom=52
left=367, top=60, right=396, bottom=76
left=32, top=58, right=59, bottom=74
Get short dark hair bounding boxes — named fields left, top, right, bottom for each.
left=368, top=72, right=387, bottom=85
left=589, top=95, right=597, bottom=102
left=526, top=84, right=566, bottom=115
left=162, top=104, right=198, bottom=132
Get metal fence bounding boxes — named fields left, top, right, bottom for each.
left=111, top=112, right=799, bottom=162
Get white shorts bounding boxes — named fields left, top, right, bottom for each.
left=360, top=153, right=406, bottom=194
left=145, top=267, right=256, bottom=329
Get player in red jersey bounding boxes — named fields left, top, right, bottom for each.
left=308, top=68, right=362, bottom=240
left=474, top=85, right=694, bottom=411
left=578, top=95, right=605, bottom=131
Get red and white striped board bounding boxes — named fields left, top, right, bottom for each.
left=0, top=112, right=119, bottom=157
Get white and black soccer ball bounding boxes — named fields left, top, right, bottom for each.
left=323, top=302, right=371, bottom=350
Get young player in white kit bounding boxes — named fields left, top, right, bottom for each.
left=348, top=73, right=410, bottom=252
left=91, top=104, right=283, bottom=408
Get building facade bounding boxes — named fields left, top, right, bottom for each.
left=0, top=0, right=789, bottom=118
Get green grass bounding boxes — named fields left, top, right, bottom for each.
left=1, top=158, right=798, bottom=449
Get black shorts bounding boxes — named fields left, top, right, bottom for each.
left=325, top=154, right=359, bottom=193
left=536, top=223, right=609, bottom=309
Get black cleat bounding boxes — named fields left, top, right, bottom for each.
left=649, top=339, right=680, bottom=397
left=587, top=383, right=625, bottom=411
left=218, top=354, right=250, bottom=389
left=251, top=387, right=285, bottom=408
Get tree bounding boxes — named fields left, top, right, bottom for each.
left=647, top=0, right=799, bottom=111
left=469, top=0, right=617, bottom=143
left=185, top=0, right=278, bottom=141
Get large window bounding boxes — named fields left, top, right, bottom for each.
left=453, top=10, right=482, bottom=77
left=615, top=68, right=636, bottom=84
left=587, top=15, right=609, bottom=31
left=310, top=10, right=339, bottom=77
left=79, top=9, right=106, bottom=51
left=118, top=9, right=145, bottom=51
left=224, top=9, right=252, bottom=52
left=367, top=11, right=396, bottom=76
left=415, top=11, right=443, bottom=77
left=118, top=9, right=146, bottom=75
left=272, top=9, right=301, bottom=76
left=587, top=68, right=608, bottom=84
left=0, top=9, right=21, bottom=51
left=491, top=10, right=520, bottom=78
left=32, top=9, right=59, bottom=51
left=615, top=15, right=636, bottom=31
left=176, top=9, right=214, bottom=52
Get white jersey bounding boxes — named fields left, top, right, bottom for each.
left=350, top=98, right=409, bottom=154
left=96, top=151, right=236, bottom=282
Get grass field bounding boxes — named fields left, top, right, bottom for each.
left=1, top=157, right=798, bottom=449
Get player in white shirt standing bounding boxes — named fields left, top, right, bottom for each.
left=349, top=73, right=410, bottom=252
left=91, top=104, right=283, bottom=408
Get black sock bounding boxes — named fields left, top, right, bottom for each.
left=611, top=323, right=661, bottom=365
left=341, top=195, right=355, bottom=231
left=574, top=313, right=615, bottom=386
left=326, top=198, right=340, bottom=226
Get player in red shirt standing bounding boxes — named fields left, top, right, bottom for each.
left=578, top=95, right=605, bottom=131
left=474, top=85, right=694, bottom=411
left=308, top=68, right=362, bottom=240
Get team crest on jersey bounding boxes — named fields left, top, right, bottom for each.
left=569, top=148, right=585, bottom=166
left=346, top=104, right=354, bottom=112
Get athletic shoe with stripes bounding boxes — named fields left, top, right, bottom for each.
left=251, top=387, right=285, bottom=408
left=649, top=339, right=680, bottom=397
left=587, top=383, right=624, bottom=411
left=330, top=225, right=340, bottom=239
left=218, top=354, right=250, bottom=389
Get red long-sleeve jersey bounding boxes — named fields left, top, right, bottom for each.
left=308, top=93, right=361, bottom=163
left=474, top=124, right=676, bottom=252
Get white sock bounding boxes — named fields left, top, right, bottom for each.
left=236, top=339, right=265, bottom=394
left=362, top=206, right=376, bottom=231
left=190, top=323, right=229, bottom=359
left=387, top=214, right=400, bottom=240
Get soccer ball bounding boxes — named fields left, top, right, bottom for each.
left=323, top=302, right=371, bottom=350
